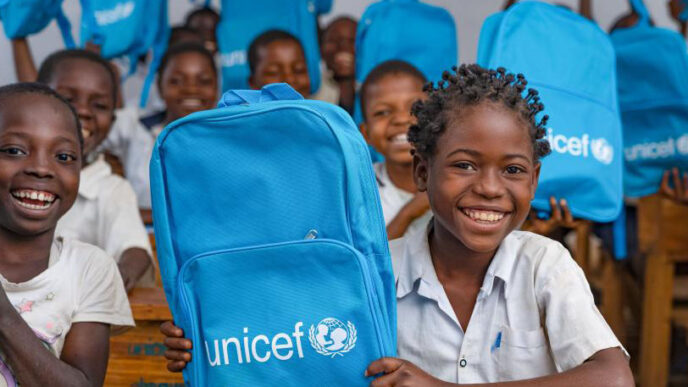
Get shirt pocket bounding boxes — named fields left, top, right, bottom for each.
left=495, top=325, right=556, bottom=381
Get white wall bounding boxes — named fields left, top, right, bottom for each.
left=0, top=0, right=679, bottom=87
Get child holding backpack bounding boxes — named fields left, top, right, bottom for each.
left=0, top=82, right=133, bottom=386
left=160, top=64, right=633, bottom=385
left=359, top=60, right=431, bottom=240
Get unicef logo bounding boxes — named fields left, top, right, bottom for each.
left=591, top=138, right=614, bottom=165
left=308, top=318, right=357, bottom=358
left=677, top=134, right=688, bottom=155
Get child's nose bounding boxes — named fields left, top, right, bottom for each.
left=24, top=153, right=54, bottom=179
left=474, top=170, right=506, bottom=198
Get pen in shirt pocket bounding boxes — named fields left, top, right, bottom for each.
left=490, top=331, right=502, bottom=353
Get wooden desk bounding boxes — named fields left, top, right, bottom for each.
left=104, top=287, right=184, bottom=387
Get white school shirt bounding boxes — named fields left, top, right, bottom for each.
left=391, top=223, right=627, bottom=383
left=0, top=237, right=134, bottom=382
left=55, top=157, right=155, bottom=286
left=100, top=107, right=155, bottom=209
left=374, top=162, right=432, bottom=236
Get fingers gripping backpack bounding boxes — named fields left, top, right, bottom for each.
left=150, top=83, right=396, bottom=386
left=478, top=1, right=624, bottom=222
left=611, top=0, right=688, bottom=198
left=217, top=0, right=322, bottom=94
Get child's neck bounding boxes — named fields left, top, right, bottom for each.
left=0, top=228, right=54, bottom=283
left=428, top=222, right=496, bottom=285
left=385, top=161, right=416, bottom=193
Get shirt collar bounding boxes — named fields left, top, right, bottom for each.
left=79, top=155, right=111, bottom=200
left=395, top=224, right=520, bottom=301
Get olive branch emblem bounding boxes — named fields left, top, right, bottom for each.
left=308, top=321, right=357, bottom=358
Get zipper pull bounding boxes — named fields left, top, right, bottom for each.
left=304, top=229, right=318, bottom=240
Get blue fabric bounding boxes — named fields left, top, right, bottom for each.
left=478, top=1, right=624, bottom=223
left=216, top=0, right=321, bottom=94
left=353, top=0, right=457, bottom=125
left=611, top=0, right=688, bottom=198
left=80, top=0, right=169, bottom=75
left=0, top=0, right=74, bottom=46
left=150, top=83, right=396, bottom=385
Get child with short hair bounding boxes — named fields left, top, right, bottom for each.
left=35, top=49, right=154, bottom=292
left=314, top=16, right=357, bottom=112
left=247, top=29, right=311, bottom=97
left=185, top=7, right=221, bottom=54
left=0, top=82, right=133, bottom=386
left=360, top=60, right=432, bottom=240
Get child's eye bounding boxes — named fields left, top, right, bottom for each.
left=56, top=153, right=77, bottom=162
left=373, top=109, right=390, bottom=118
left=94, top=102, right=110, bottom=110
left=454, top=162, right=475, bottom=170
left=505, top=165, right=525, bottom=174
left=0, top=147, right=26, bottom=156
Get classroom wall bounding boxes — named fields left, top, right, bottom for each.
left=0, top=0, right=678, bottom=87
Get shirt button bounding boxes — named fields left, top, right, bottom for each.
left=459, top=358, right=467, bottom=368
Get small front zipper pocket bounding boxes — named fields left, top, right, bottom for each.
left=177, top=239, right=392, bottom=387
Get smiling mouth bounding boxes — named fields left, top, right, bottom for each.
left=460, top=208, right=508, bottom=224
left=179, top=98, right=204, bottom=109
left=82, top=128, right=93, bottom=140
left=11, top=189, right=57, bottom=211
left=389, top=133, right=409, bottom=145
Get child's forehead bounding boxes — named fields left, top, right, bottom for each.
left=366, top=73, right=424, bottom=99
left=260, top=39, right=304, bottom=58
left=52, top=58, right=114, bottom=96
left=0, top=94, right=77, bottom=137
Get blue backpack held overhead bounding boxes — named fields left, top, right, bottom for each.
left=217, top=0, right=322, bottom=94
left=611, top=0, right=688, bottom=198
left=478, top=1, right=624, bottom=222
left=150, top=83, right=396, bottom=386
left=0, top=0, right=74, bottom=47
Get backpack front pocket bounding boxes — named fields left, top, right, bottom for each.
left=177, top=239, right=392, bottom=387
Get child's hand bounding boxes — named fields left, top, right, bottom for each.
left=160, top=321, right=192, bottom=372
left=660, top=168, right=688, bottom=205
left=403, top=192, right=430, bottom=220
left=365, top=357, right=451, bottom=387
left=524, top=196, right=581, bottom=236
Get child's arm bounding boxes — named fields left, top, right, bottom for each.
left=118, top=247, right=152, bottom=292
left=386, top=193, right=430, bottom=240
left=366, top=348, right=632, bottom=387
left=0, top=288, right=110, bottom=386
left=11, top=37, right=38, bottom=82
left=660, top=167, right=688, bottom=205
left=579, top=0, right=593, bottom=20
left=503, top=0, right=517, bottom=10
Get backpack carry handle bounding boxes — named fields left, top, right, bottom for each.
left=629, top=0, right=651, bottom=26
left=218, top=83, right=304, bottom=107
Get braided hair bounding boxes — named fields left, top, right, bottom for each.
left=408, top=64, right=551, bottom=161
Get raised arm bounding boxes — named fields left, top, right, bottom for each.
left=11, top=37, right=38, bottom=82
left=579, top=0, right=593, bottom=20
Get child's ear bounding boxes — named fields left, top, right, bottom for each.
left=359, top=123, right=369, bottom=143
left=530, top=162, right=541, bottom=200
left=412, top=152, right=429, bottom=192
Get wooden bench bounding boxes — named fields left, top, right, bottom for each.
left=637, top=194, right=688, bottom=387
left=104, top=287, right=184, bottom=386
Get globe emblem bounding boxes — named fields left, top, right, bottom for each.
left=591, top=138, right=614, bottom=165
left=308, top=318, right=357, bottom=358
left=676, top=134, right=688, bottom=155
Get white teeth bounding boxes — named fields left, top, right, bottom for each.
left=390, top=133, right=408, bottom=144
left=10, top=190, right=56, bottom=205
left=181, top=98, right=202, bottom=107
left=463, top=209, right=505, bottom=223
left=81, top=129, right=92, bottom=139
left=15, top=200, right=51, bottom=210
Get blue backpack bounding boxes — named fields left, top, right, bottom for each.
left=150, top=83, right=396, bottom=386
left=353, top=0, right=457, bottom=161
left=611, top=0, right=688, bottom=198
left=217, top=0, right=322, bottom=94
left=478, top=1, right=623, bottom=223
left=0, top=0, right=74, bottom=47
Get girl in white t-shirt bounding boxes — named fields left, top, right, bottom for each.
left=0, top=83, right=133, bottom=386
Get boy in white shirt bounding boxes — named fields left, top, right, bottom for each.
left=359, top=60, right=432, bottom=239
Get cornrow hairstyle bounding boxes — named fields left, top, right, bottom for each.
left=247, top=29, right=304, bottom=74
left=157, top=41, right=217, bottom=86
left=185, top=7, right=220, bottom=26
left=408, top=64, right=551, bottom=161
left=0, top=82, right=83, bottom=151
left=360, top=60, right=427, bottom=119
left=36, top=49, right=118, bottom=106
